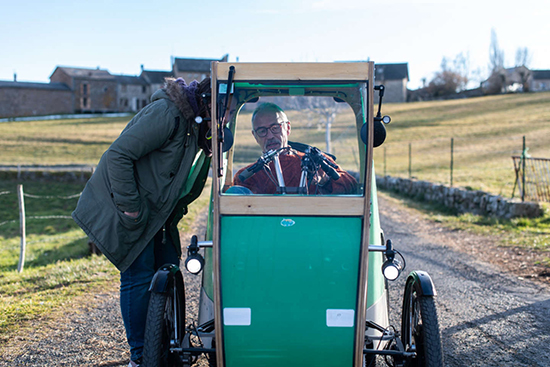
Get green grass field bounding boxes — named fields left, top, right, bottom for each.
left=0, top=177, right=211, bottom=342
left=3, top=92, right=548, bottom=197
left=374, top=92, right=550, bottom=196
left=0, top=91, right=549, bottom=341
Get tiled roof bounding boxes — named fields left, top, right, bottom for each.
left=53, top=66, right=116, bottom=80
left=375, top=63, right=409, bottom=81
left=532, top=70, right=550, bottom=80
left=114, top=75, right=148, bottom=85
left=173, top=55, right=228, bottom=72
left=0, top=81, right=71, bottom=91
left=140, top=70, right=174, bottom=84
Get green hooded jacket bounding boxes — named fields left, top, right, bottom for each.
left=72, top=80, right=210, bottom=272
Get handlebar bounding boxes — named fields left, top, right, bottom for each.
left=308, top=147, right=340, bottom=181
left=238, top=147, right=289, bottom=182
left=238, top=145, right=340, bottom=185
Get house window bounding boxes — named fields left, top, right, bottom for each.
left=142, top=86, right=147, bottom=93
left=82, top=83, right=88, bottom=96
left=142, top=100, right=147, bottom=108
left=82, top=97, right=88, bottom=109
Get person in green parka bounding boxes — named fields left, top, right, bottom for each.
left=72, top=77, right=212, bottom=367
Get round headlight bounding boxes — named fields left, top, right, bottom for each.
left=185, top=255, right=204, bottom=274
left=382, top=259, right=402, bottom=281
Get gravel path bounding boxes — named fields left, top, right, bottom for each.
left=1, top=194, right=548, bottom=366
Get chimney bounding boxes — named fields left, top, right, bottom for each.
left=13, top=72, right=17, bottom=82
left=140, top=64, right=144, bottom=71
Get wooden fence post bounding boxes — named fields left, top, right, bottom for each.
left=409, top=143, right=412, bottom=179
left=17, top=184, right=26, bottom=273
left=450, top=138, right=454, bottom=187
left=522, top=136, right=526, bottom=202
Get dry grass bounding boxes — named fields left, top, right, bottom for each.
left=373, top=92, right=550, bottom=196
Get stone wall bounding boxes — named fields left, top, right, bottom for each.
left=0, top=86, right=73, bottom=118
left=376, top=175, right=543, bottom=219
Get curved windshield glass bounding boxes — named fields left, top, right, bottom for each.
left=220, top=81, right=368, bottom=197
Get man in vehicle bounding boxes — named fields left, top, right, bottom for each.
left=233, top=102, right=358, bottom=194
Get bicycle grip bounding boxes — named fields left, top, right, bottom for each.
left=238, top=162, right=262, bottom=182
left=320, top=161, right=340, bottom=181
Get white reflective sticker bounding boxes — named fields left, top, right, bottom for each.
left=326, top=309, right=355, bottom=327
left=223, top=308, right=251, bottom=326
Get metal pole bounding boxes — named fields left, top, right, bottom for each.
left=17, top=184, right=26, bottom=273
left=450, top=138, right=454, bottom=187
left=522, top=136, right=526, bottom=202
left=408, top=143, right=412, bottom=179
left=384, top=146, right=387, bottom=176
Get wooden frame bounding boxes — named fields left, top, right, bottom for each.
left=211, top=61, right=374, bottom=367
left=216, top=62, right=371, bottom=81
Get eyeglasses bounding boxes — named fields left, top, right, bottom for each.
left=254, top=122, right=287, bottom=138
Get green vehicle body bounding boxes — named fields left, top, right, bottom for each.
left=194, top=63, right=389, bottom=367
left=199, top=171, right=386, bottom=367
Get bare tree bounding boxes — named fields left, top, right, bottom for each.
left=426, top=54, right=469, bottom=97
left=484, top=28, right=507, bottom=94
left=514, top=47, right=532, bottom=92
left=489, top=28, right=505, bottom=73
left=515, top=47, right=532, bottom=67
left=293, top=97, right=346, bottom=154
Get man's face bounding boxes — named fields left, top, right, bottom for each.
left=252, top=111, right=291, bottom=153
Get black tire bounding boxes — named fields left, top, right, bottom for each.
left=363, top=353, right=377, bottom=367
left=401, top=278, right=443, bottom=367
left=143, top=275, right=186, bottom=367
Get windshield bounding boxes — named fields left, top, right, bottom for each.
left=220, top=81, right=368, bottom=197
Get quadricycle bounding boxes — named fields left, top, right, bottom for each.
left=142, top=62, right=444, bottom=367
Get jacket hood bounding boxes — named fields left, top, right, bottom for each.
left=152, top=78, right=196, bottom=121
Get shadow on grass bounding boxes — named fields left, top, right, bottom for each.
left=0, top=237, right=91, bottom=273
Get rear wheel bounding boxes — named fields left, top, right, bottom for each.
left=143, top=276, right=186, bottom=367
left=401, top=279, right=443, bottom=367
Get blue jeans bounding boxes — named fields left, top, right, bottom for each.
left=120, top=227, right=179, bottom=362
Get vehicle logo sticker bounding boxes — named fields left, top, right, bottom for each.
left=280, top=218, right=295, bottom=227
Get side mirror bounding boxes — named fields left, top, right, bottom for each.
left=361, top=120, right=387, bottom=148
left=222, top=127, right=234, bottom=152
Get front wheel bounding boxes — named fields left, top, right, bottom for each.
left=143, top=275, right=186, bottom=367
left=401, top=277, right=443, bottom=367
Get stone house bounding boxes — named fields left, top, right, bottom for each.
left=139, top=68, right=174, bottom=102
left=50, top=67, right=118, bottom=113
left=115, top=75, right=149, bottom=112
left=0, top=80, right=72, bottom=118
left=530, top=70, right=550, bottom=92
left=374, top=63, right=409, bottom=103
left=173, top=54, right=229, bottom=82
left=140, top=69, right=174, bottom=92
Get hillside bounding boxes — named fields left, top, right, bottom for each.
left=1, top=92, right=549, bottom=198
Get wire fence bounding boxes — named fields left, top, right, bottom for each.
left=0, top=185, right=83, bottom=272
left=512, top=156, right=550, bottom=202
left=373, top=134, right=550, bottom=202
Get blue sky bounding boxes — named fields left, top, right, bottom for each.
left=1, top=0, right=548, bottom=89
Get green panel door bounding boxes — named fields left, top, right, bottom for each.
left=220, top=215, right=363, bottom=367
